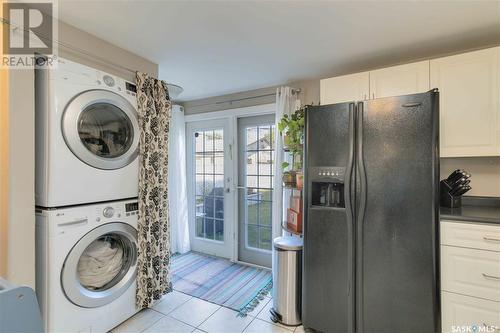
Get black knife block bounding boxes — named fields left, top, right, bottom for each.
left=440, top=181, right=462, bottom=208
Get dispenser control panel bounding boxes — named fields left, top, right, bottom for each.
left=309, top=167, right=345, bottom=180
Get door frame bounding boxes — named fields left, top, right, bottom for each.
left=185, top=103, right=275, bottom=264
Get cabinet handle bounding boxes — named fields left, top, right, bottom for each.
left=483, top=236, right=500, bottom=242
left=58, top=218, right=88, bottom=227
left=372, top=92, right=375, bottom=99
left=482, top=273, right=500, bottom=281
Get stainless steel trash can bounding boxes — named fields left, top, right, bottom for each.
left=271, top=236, right=303, bottom=326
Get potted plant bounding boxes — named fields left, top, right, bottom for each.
left=281, top=163, right=296, bottom=188
left=278, top=108, right=305, bottom=188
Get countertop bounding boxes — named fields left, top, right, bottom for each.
left=440, top=196, right=500, bottom=225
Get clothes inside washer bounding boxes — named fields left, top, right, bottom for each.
left=77, top=237, right=124, bottom=290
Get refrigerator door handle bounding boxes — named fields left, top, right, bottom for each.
left=345, top=103, right=356, bottom=333
left=356, top=102, right=367, bottom=226
left=345, top=103, right=355, bottom=224
left=356, top=101, right=367, bottom=333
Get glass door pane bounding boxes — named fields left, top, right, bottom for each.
left=238, top=114, right=275, bottom=267
left=194, top=129, right=225, bottom=241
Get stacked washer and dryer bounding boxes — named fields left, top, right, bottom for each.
left=35, top=58, right=142, bottom=333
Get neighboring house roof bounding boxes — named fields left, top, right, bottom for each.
left=247, top=137, right=272, bottom=151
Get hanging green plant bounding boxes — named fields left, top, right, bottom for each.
left=278, top=107, right=305, bottom=171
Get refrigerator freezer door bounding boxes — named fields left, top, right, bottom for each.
left=303, top=103, right=355, bottom=333
left=356, top=92, right=440, bottom=333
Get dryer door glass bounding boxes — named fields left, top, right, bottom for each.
left=78, top=103, right=134, bottom=158
left=62, top=90, right=139, bottom=170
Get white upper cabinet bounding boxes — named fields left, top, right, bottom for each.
left=320, top=72, right=369, bottom=105
left=320, top=47, right=500, bottom=157
left=369, top=61, right=430, bottom=99
left=431, top=47, right=499, bottom=157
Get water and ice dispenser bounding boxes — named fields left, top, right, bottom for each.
left=309, top=167, right=345, bottom=208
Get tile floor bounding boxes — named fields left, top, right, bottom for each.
left=111, top=291, right=307, bottom=333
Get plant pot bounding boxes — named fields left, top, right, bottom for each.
left=283, top=135, right=292, bottom=151
left=295, top=171, right=304, bottom=190
left=282, top=171, right=297, bottom=188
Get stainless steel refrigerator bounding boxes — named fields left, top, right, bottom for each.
left=302, top=90, right=440, bottom=333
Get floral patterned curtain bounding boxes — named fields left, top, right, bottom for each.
left=135, top=72, right=173, bottom=308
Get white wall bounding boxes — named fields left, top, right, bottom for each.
left=6, top=69, right=35, bottom=286
left=441, top=157, right=500, bottom=197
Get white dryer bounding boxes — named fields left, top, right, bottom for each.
left=36, top=199, right=140, bottom=333
left=35, top=57, right=139, bottom=207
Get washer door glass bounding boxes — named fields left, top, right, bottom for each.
left=61, top=223, right=137, bottom=308
left=77, top=234, right=129, bottom=291
left=63, top=90, right=139, bottom=170
left=78, top=103, right=134, bottom=159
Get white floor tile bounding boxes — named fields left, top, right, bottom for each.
left=153, top=290, right=192, bottom=315
left=294, top=325, right=305, bottom=333
left=245, top=297, right=271, bottom=317
left=169, top=298, right=220, bottom=327
left=143, top=316, right=196, bottom=333
left=112, top=309, right=164, bottom=333
left=198, top=307, right=254, bottom=333
left=256, top=301, right=295, bottom=331
left=243, top=319, right=291, bottom=333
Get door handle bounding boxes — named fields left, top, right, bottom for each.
left=482, top=273, right=500, bottom=281
left=236, top=186, right=246, bottom=190
left=58, top=218, right=88, bottom=227
left=483, top=236, right=500, bottom=242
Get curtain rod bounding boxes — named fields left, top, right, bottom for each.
left=209, top=88, right=301, bottom=106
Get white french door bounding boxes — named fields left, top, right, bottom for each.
left=237, top=115, right=275, bottom=268
left=186, top=119, right=234, bottom=259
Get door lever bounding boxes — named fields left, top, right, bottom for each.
left=402, top=102, right=422, bottom=108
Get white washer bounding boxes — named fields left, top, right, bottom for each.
left=35, top=57, right=139, bottom=207
left=36, top=199, right=140, bottom=333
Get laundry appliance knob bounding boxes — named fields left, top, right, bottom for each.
left=103, top=207, right=115, bottom=218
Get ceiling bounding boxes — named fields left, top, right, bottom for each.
left=57, top=1, right=500, bottom=101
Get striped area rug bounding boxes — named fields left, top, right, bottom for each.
left=171, top=251, right=272, bottom=315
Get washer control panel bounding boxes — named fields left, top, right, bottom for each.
left=103, top=206, right=115, bottom=218
left=125, top=202, right=139, bottom=217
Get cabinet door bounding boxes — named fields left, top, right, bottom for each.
left=431, top=47, right=499, bottom=157
left=441, top=245, right=500, bottom=302
left=442, top=291, right=500, bottom=333
left=320, top=72, right=369, bottom=105
left=441, top=220, right=500, bottom=252
left=369, top=61, right=429, bottom=99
